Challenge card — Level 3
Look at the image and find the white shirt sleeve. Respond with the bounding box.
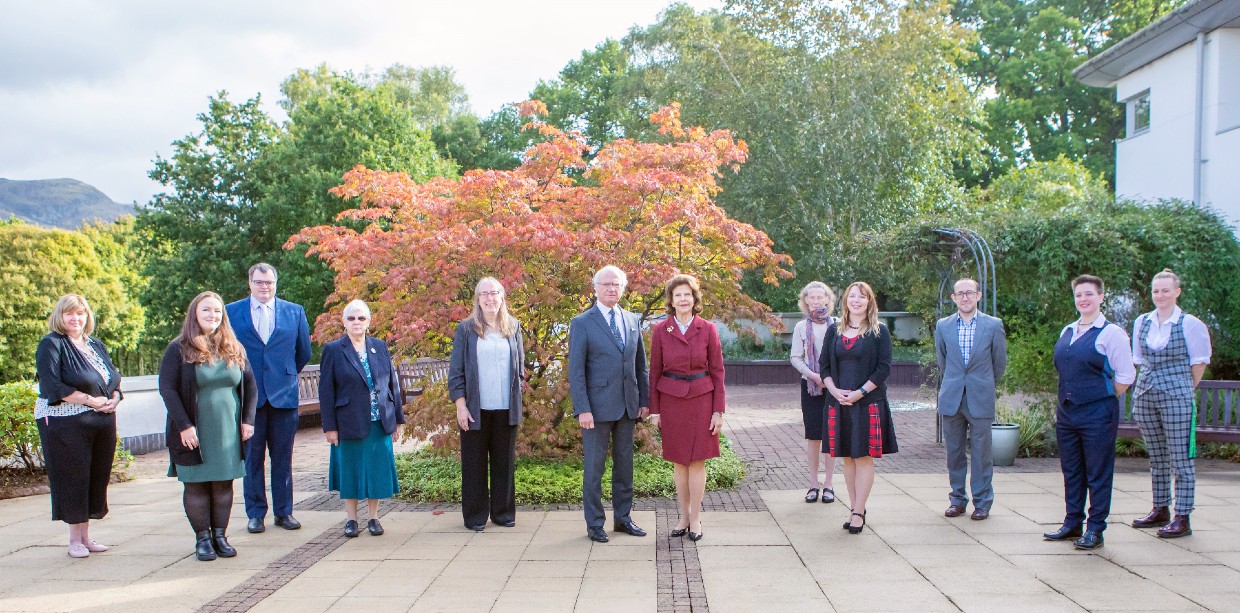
[1183,314,1213,365]
[789,320,814,378]
[1131,313,1147,367]
[1096,325,1136,385]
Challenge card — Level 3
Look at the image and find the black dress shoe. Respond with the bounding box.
[195,530,218,561]
[211,528,236,557]
[493,519,516,527]
[1074,531,1104,550]
[1043,524,1083,541]
[466,524,485,532]
[274,515,301,530]
[1132,506,1171,529]
[670,527,688,538]
[945,504,967,518]
[970,508,989,521]
[614,520,647,537]
[587,526,609,543]
[343,520,359,538]
[687,530,704,541]
[247,517,265,533]
[367,519,384,536]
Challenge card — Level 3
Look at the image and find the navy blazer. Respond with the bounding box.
[158,340,258,466]
[225,297,312,409]
[318,336,405,440]
[567,306,650,421]
[448,318,525,430]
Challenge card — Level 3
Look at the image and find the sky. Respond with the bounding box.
[0,0,722,205]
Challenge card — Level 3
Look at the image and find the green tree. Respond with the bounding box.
[951,0,1187,186]
[80,216,160,375]
[0,221,143,382]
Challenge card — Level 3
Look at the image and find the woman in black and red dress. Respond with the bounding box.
[820,281,898,534]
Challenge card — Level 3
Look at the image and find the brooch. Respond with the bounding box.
[370,347,376,353]
[666,326,673,333]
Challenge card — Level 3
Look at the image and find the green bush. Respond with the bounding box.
[0,381,42,470]
[1199,442,1240,462]
[397,436,747,504]
[996,398,1057,457]
[722,330,790,361]
[1115,437,1148,458]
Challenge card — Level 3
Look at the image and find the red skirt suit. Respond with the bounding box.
[649,315,726,465]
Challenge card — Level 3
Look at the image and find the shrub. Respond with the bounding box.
[996,398,1056,457]
[1115,437,1148,458]
[0,381,42,470]
[1199,442,1240,462]
[396,435,747,504]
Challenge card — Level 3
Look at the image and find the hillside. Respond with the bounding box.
[0,178,135,228]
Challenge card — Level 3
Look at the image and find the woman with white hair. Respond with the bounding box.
[319,299,404,537]
[789,281,837,504]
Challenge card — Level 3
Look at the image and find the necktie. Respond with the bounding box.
[258,304,272,344]
[609,308,625,351]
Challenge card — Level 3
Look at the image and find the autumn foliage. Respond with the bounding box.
[291,101,792,457]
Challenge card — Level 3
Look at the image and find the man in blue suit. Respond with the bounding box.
[568,265,650,543]
[226,263,312,533]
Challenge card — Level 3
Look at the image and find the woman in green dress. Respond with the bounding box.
[159,291,257,561]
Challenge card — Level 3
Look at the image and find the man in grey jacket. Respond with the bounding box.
[935,279,1008,520]
[568,265,650,543]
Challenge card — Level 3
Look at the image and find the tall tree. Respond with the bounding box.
[951,0,1187,186]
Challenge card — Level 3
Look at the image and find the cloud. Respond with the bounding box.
[0,0,721,203]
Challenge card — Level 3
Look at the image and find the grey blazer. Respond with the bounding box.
[568,306,650,421]
[448,318,525,430]
[935,312,1008,418]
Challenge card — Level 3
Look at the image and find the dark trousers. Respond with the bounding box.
[1056,396,1119,532]
[460,410,518,527]
[244,403,299,519]
[582,417,636,528]
[36,411,116,523]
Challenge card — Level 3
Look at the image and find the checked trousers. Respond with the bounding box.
[1133,389,1196,516]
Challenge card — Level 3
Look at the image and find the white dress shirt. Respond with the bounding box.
[595,303,625,346]
[1131,307,1212,366]
[1059,314,1136,385]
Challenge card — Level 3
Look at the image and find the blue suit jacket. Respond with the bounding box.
[226,297,312,409]
[318,336,405,440]
[568,306,649,421]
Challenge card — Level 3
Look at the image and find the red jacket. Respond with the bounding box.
[649,315,726,415]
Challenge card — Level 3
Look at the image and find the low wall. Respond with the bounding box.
[724,360,930,387]
[115,375,167,455]
[717,312,927,344]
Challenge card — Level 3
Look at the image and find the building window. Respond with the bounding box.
[1126,90,1151,138]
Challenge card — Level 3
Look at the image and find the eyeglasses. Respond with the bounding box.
[953,291,979,298]
[478,291,503,298]
[346,315,368,321]
[595,282,623,289]
[250,280,276,287]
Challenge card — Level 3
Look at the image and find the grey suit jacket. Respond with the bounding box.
[568,306,650,421]
[935,312,1008,418]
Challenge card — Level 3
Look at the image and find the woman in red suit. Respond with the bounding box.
[649,274,726,541]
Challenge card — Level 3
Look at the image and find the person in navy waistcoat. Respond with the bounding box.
[1042,275,1135,550]
[225,263,312,533]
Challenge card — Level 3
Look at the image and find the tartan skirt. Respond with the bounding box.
[825,399,898,459]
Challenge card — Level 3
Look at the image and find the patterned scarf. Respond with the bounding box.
[804,308,831,396]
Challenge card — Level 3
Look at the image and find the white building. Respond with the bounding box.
[1074,0,1240,228]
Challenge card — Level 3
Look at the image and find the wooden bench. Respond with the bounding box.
[297,358,451,418]
[1118,380,1240,444]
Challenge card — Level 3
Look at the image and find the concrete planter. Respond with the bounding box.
[992,423,1021,467]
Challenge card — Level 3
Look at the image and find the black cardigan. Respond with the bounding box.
[35,333,122,404]
[158,340,258,466]
[819,323,893,402]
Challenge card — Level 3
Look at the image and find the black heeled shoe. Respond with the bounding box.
[847,512,866,534]
[670,527,688,537]
[195,530,217,561]
[211,528,236,557]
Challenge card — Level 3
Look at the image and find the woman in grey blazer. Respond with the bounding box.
[449,277,525,531]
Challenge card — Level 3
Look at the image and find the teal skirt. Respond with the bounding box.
[328,420,399,500]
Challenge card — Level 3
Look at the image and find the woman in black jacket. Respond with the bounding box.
[820,282,898,535]
[159,291,257,561]
[449,277,525,532]
[319,299,404,537]
[34,294,123,559]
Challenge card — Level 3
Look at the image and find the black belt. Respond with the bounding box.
[663,371,708,381]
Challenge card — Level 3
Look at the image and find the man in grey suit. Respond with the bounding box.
[569,265,650,543]
[935,279,1007,520]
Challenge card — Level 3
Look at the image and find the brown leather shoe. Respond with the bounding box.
[945,504,967,518]
[1131,506,1170,529]
[970,508,989,520]
[1157,515,1191,538]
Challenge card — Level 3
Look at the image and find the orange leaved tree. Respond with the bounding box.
[290,101,791,457]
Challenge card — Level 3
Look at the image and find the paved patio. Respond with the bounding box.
[2,384,1239,612]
